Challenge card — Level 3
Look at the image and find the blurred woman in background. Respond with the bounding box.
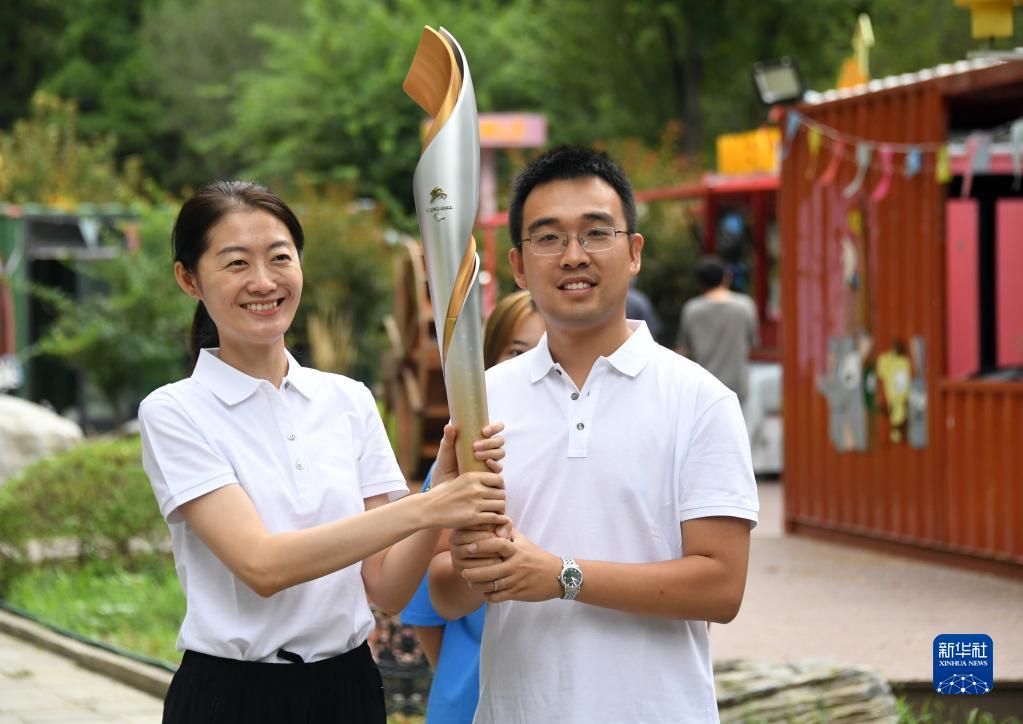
[400,290,543,724]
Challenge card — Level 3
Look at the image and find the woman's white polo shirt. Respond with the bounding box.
[138,348,407,663]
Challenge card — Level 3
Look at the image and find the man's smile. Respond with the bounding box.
[558,277,597,293]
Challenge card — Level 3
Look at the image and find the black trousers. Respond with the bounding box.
[163,642,386,723]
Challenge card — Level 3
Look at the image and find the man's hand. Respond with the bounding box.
[428,524,514,620]
[449,526,512,573]
[432,422,506,487]
[458,531,562,604]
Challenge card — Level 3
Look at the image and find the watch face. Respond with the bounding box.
[562,567,582,587]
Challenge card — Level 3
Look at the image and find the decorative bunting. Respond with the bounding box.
[818,139,845,187]
[870,147,894,202]
[961,136,978,198]
[843,143,872,198]
[782,110,801,159]
[806,125,822,179]
[904,148,922,178]
[972,133,992,172]
[780,113,1022,196]
[935,145,952,184]
[1011,120,1023,190]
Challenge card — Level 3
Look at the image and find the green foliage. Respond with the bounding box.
[3,0,1018,198]
[133,0,302,190]
[0,0,67,129]
[222,0,448,218]
[0,92,149,206]
[0,436,165,586]
[4,558,183,665]
[603,130,703,345]
[28,205,192,421]
[287,182,395,385]
[896,696,1022,724]
[33,0,170,189]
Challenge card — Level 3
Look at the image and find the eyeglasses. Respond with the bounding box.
[522,227,630,256]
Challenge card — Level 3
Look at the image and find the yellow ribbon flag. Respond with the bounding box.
[806,125,822,179]
[936,145,952,183]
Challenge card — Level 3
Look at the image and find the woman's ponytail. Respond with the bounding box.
[189,301,219,371]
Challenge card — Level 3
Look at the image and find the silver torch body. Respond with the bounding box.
[404,27,489,473]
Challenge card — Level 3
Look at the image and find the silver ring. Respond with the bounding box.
[493,579,499,593]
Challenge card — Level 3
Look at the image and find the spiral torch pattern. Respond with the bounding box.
[404,27,489,473]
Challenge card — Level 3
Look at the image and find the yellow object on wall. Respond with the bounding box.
[716,128,781,176]
[954,0,1022,38]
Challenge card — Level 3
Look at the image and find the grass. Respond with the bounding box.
[3,555,427,723]
[896,696,1022,724]
[5,557,184,665]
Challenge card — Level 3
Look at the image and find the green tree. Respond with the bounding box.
[286,182,395,385]
[29,206,192,423]
[0,0,67,129]
[221,0,539,220]
[133,0,302,190]
[0,92,148,206]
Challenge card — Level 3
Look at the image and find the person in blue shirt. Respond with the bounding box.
[401,291,543,723]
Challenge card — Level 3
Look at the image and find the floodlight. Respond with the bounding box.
[752,57,806,105]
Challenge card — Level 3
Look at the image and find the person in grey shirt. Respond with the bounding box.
[676,255,758,404]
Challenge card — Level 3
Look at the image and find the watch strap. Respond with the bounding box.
[559,556,582,600]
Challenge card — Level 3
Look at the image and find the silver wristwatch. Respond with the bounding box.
[557,556,583,600]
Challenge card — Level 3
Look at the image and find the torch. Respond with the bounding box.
[403,27,489,473]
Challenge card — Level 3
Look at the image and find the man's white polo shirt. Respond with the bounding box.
[475,322,758,724]
[138,348,406,662]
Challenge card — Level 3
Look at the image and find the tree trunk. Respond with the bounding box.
[662,20,703,156]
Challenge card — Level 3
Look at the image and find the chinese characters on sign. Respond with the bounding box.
[933,634,994,695]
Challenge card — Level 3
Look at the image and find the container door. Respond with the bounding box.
[996,199,1023,369]
[945,200,979,378]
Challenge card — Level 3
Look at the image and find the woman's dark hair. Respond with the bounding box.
[508,145,637,248]
[172,181,304,368]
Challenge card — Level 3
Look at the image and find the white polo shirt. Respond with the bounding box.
[138,348,407,663]
[475,322,758,724]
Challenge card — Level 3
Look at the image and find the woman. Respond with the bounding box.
[138,181,507,723]
[400,290,544,723]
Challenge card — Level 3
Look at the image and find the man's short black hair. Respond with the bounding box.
[695,255,727,290]
[508,145,637,249]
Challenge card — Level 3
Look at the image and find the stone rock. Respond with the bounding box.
[0,395,84,484]
[715,659,899,723]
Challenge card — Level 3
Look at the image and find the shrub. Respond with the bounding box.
[28,205,193,425]
[286,181,395,386]
[0,436,164,589]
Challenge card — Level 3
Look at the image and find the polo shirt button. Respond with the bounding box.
[296,462,304,470]
[571,392,579,400]
[288,433,296,441]
[576,422,584,430]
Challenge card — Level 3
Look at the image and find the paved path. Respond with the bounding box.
[712,482,1023,684]
[0,630,162,723]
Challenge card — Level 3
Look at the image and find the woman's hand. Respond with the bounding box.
[423,470,507,530]
[432,422,506,487]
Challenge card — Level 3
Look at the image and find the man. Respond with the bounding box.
[429,146,758,723]
[676,256,758,405]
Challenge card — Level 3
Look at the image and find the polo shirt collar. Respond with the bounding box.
[281,350,316,399]
[606,320,655,378]
[192,348,315,405]
[527,320,654,383]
